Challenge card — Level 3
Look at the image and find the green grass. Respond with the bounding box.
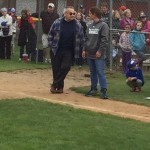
[0,98,149,150]
[0,46,49,72]
[71,71,150,107]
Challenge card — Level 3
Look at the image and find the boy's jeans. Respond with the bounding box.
[87,58,107,90]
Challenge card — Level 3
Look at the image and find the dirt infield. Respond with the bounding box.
[0,69,149,123]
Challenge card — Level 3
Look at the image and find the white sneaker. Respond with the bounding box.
[45,58,48,63]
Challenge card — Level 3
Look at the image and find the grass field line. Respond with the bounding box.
[29,95,150,123]
[0,90,150,122]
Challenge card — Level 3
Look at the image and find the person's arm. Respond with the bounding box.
[48,21,55,48]
[98,23,109,55]
[6,16,12,26]
[82,26,88,58]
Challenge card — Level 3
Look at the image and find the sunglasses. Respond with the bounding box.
[48,6,53,8]
[69,12,76,15]
[140,16,146,18]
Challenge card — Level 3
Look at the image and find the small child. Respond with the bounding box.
[129,21,146,68]
[126,60,144,92]
[119,23,132,74]
[112,39,118,67]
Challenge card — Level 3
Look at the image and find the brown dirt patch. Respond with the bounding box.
[0,69,149,123]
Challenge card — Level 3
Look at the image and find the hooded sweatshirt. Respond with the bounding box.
[83,20,109,59]
[129,30,145,51]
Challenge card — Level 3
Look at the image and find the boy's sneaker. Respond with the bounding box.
[85,90,98,97]
[101,92,108,99]
[101,88,108,99]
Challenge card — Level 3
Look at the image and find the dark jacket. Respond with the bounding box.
[41,11,59,34]
[48,18,84,58]
[80,20,87,36]
[18,16,37,52]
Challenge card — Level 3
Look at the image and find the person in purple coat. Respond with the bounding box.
[120,9,135,30]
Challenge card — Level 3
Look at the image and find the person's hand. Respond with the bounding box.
[1,21,7,27]
[131,77,137,81]
[96,51,101,58]
[82,50,86,59]
[128,77,132,81]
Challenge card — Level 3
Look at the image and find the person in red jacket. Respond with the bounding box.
[18,9,36,61]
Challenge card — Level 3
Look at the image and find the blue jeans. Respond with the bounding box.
[87,58,107,90]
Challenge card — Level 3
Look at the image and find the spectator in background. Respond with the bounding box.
[82,7,109,99]
[126,60,144,92]
[76,12,87,35]
[75,12,87,66]
[138,11,150,32]
[119,5,126,18]
[129,21,146,68]
[9,8,17,55]
[0,8,12,59]
[48,6,84,94]
[100,2,109,25]
[120,9,135,30]
[138,11,150,53]
[113,10,121,29]
[119,24,132,74]
[79,4,86,20]
[100,2,110,68]
[32,3,59,63]
[18,9,37,61]
[40,3,59,63]
[112,10,121,42]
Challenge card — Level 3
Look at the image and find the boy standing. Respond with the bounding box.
[82,7,109,99]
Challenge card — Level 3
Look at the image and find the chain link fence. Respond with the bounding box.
[66,0,150,70]
[54,0,150,70]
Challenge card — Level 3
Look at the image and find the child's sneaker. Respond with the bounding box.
[130,87,136,92]
[135,87,141,92]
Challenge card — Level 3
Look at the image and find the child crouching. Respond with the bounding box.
[126,60,144,92]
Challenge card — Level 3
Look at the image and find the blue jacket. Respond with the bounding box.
[129,30,146,51]
[126,67,144,86]
[48,17,84,58]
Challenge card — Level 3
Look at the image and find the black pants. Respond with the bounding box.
[50,49,73,89]
[0,36,12,59]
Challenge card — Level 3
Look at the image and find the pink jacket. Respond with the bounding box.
[142,20,150,32]
[120,17,135,30]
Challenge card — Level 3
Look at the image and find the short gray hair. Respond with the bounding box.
[1,7,7,12]
[63,6,74,14]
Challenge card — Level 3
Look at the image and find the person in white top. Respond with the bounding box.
[9,8,17,55]
[0,7,12,59]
